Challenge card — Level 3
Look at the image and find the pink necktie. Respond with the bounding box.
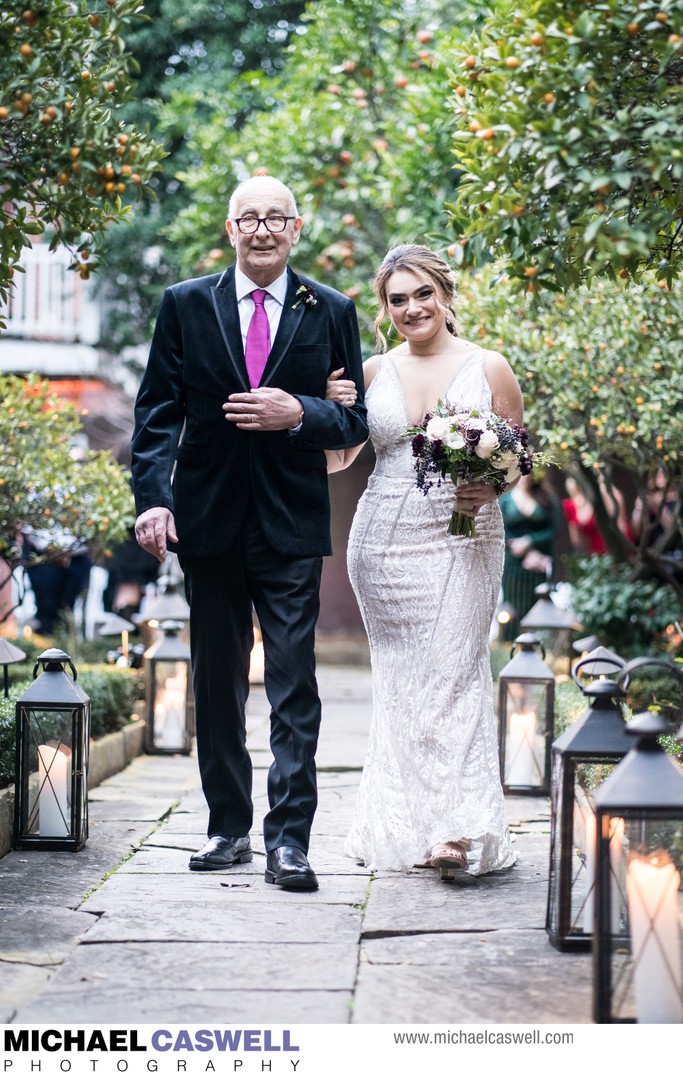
[245,289,271,388]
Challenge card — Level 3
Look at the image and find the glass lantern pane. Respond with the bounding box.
[153,660,188,750]
[570,762,619,938]
[609,818,683,1023]
[23,707,75,838]
[503,682,548,787]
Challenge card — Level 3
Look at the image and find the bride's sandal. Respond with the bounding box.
[430,841,468,880]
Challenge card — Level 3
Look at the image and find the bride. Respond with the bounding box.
[326,245,523,878]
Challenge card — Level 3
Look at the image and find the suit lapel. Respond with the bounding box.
[210,266,250,391]
[261,269,306,387]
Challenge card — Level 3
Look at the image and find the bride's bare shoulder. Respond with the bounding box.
[363,354,383,388]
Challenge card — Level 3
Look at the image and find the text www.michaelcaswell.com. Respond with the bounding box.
[393,1029,574,1046]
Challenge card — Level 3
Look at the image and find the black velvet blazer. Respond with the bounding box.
[131,264,368,558]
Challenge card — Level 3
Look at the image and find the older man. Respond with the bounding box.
[131,177,367,890]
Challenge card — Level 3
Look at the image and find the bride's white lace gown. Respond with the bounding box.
[345,349,516,875]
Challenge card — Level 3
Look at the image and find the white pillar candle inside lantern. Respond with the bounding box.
[626,851,683,1024]
[506,710,537,786]
[38,744,69,837]
[154,663,188,750]
[582,810,597,934]
[585,815,625,934]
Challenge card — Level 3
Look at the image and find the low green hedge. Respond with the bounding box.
[0,664,144,790]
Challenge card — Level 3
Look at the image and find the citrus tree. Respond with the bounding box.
[0,375,135,618]
[458,270,683,600]
[0,0,164,308]
[97,0,308,353]
[445,0,683,292]
[163,0,474,338]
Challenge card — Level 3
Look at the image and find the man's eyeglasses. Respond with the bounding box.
[233,215,296,234]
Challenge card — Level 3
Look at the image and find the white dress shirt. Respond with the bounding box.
[235,266,288,353]
[234,266,303,431]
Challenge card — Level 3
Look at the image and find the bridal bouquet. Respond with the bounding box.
[407,402,547,537]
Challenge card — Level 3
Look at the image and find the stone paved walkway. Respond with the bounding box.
[0,665,593,1024]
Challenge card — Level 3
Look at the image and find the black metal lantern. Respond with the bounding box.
[139,573,190,629]
[520,582,580,671]
[13,648,90,851]
[143,620,192,755]
[498,633,555,795]
[546,648,630,952]
[593,711,683,1024]
[0,638,26,698]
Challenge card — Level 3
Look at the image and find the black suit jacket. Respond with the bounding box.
[131,264,368,558]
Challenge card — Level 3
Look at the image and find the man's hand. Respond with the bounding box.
[134,507,178,562]
[222,388,303,431]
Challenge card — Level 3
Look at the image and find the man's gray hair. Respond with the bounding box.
[228,176,298,219]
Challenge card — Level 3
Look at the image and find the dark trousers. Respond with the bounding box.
[25,552,91,635]
[179,513,323,852]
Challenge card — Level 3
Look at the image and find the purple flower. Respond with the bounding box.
[412,434,426,456]
[464,426,481,445]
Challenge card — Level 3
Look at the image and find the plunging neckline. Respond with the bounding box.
[386,349,481,428]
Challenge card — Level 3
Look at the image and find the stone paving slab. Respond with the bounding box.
[0,963,54,1023]
[361,835,549,937]
[82,899,363,943]
[353,929,592,1024]
[0,904,97,964]
[20,940,359,994]
[18,985,353,1024]
[0,821,160,908]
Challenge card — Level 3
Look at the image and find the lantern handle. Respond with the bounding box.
[509,636,546,661]
[572,654,626,687]
[615,657,683,725]
[32,656,78,681]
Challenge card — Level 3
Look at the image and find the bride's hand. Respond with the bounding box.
[454,481,498,517]
[326,367,358,407]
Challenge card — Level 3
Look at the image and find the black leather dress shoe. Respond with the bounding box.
[265,846,319,891]
[188,835,253,871]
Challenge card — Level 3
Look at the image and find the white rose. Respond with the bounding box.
[425,416,451,441]
[505,462,521,484]
[465,417,487,434]
[452,411,472,427]
[491,450,518,471]
[445,429,466,450]
[474,429,500,459]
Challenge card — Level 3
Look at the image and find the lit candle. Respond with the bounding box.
[38,744,69,837]
[154,669,186,749]
[608,817,625,934]
[584,815,625,935]
[506,710,537,786]
[626,852,683,1024]
[582,811,596,935]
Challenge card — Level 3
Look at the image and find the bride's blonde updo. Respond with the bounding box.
[373,244,460,352]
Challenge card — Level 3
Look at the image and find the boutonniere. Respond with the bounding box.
[292,284,317,310]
